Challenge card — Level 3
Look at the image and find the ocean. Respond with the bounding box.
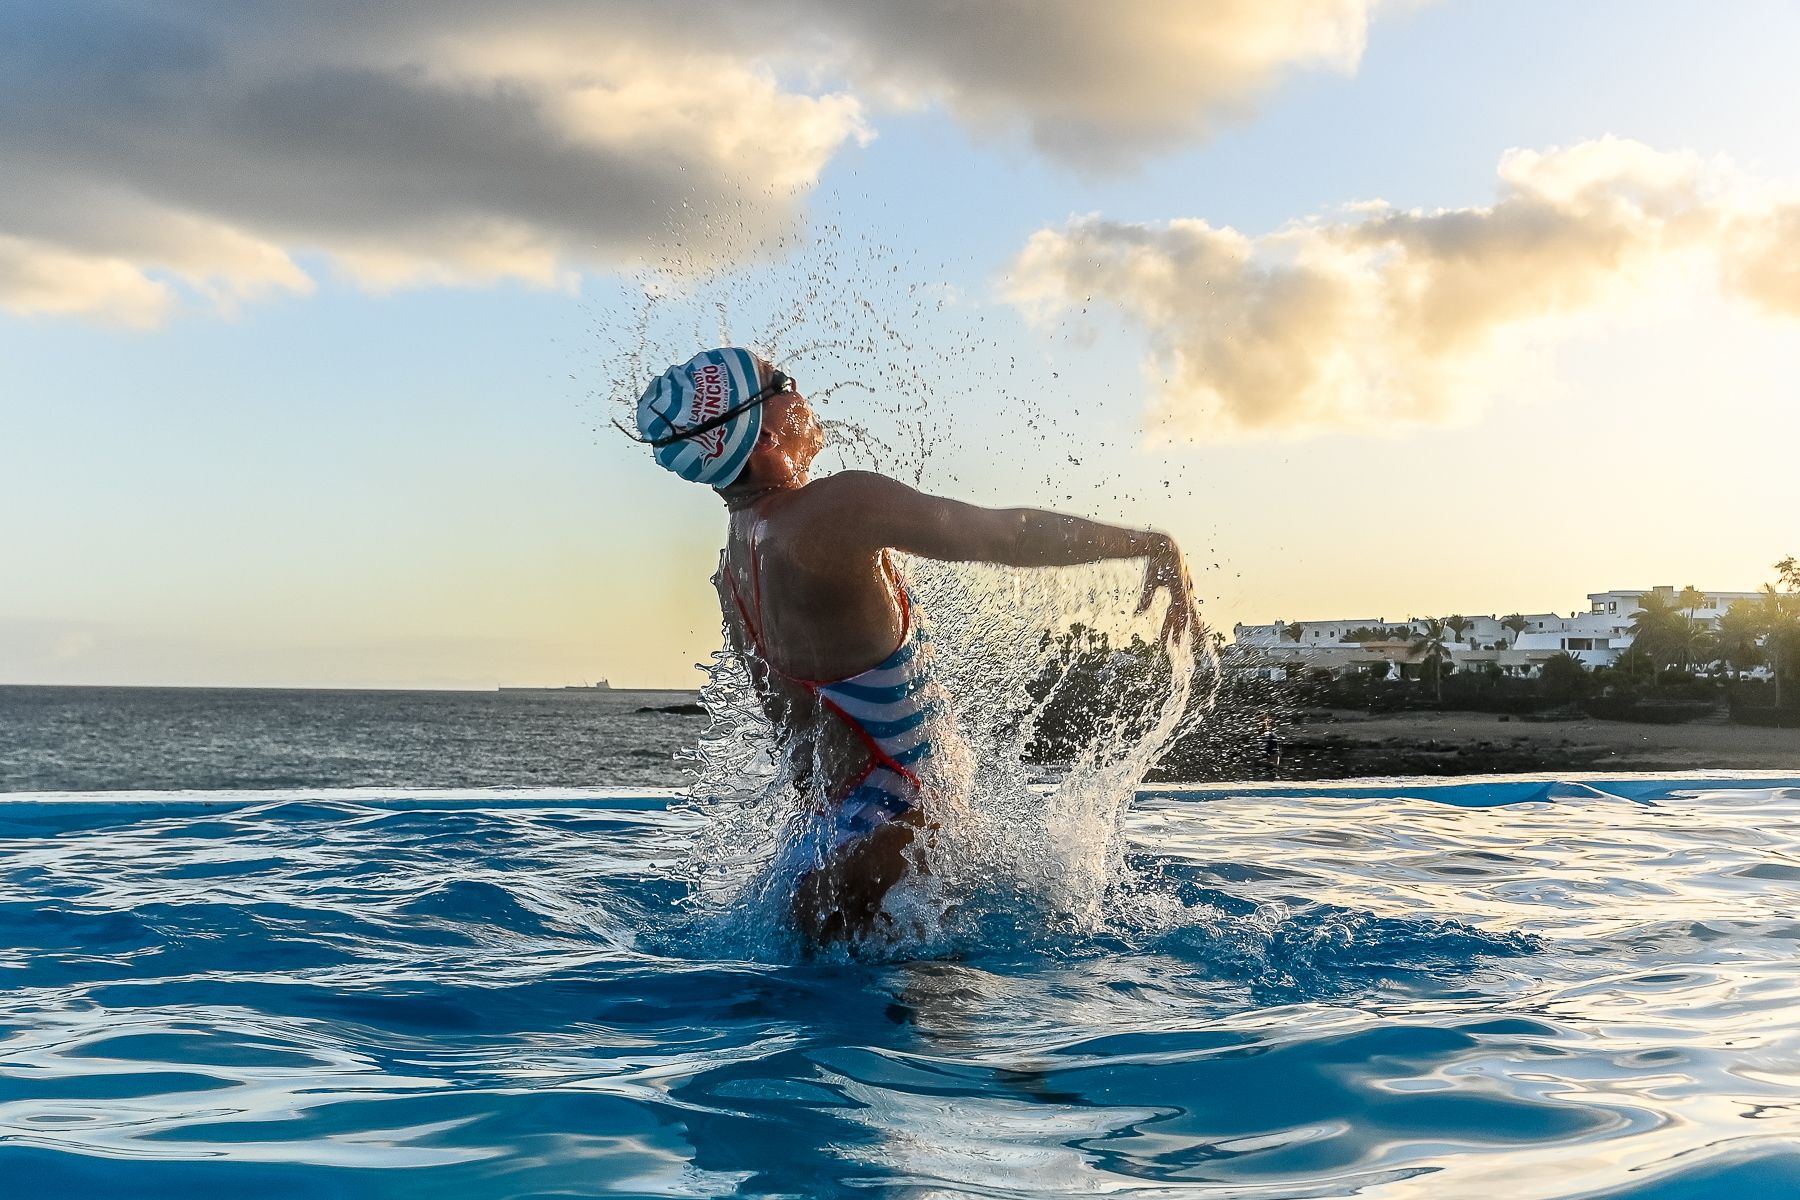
[0,685,705,794]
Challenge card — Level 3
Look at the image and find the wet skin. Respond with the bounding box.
[790,812,925,945]
[713,368,1197,943]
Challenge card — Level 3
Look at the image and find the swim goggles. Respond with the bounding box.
[615,370,795,447]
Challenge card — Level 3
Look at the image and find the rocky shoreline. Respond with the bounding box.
[1248,709,1799,780]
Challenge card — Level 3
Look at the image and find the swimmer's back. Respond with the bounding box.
[718,473,908,683]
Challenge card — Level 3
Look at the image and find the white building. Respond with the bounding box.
[1231,584,1762,678]
[1587,586,1763,622]
[1509,612,1631,669]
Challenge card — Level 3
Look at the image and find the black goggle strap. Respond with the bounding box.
[611,371,792,447]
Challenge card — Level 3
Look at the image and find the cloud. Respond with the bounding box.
[1004,137,1800,439]
[0,1,1388,325]
[0,235,175,328]
[781,0,1381,168]
[0,3,869,324]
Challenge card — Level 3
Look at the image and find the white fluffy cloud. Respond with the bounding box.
[1005,137,1800,439]
[0,1,1388,325]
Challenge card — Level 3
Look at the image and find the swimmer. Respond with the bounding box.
[625,348,1196,944]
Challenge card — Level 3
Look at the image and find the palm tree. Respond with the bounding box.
[1714,600,1765,681]
[1445,614,1471,645]
[1629,592,1685,685]
[1410,618,1452,704]
[1540,650,1591,702]
[1675,585,1711,671]
[1503,613,1529,648]
[1283,622,1305,643]
[1755,584,1800,708]
[1684,618,1717,675]
[1608,642,1655,684]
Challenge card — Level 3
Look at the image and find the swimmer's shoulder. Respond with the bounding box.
[789,473,915,554]
[803,470,917,505]
[796,471,923,531]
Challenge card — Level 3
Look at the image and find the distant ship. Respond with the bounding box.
[498,678,614,693]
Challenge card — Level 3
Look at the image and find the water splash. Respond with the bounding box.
[598,189,1232,957]
[671,558,1221,960]
[590,188,1071,490]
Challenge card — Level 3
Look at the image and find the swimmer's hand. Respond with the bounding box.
[1137,534,1197,646]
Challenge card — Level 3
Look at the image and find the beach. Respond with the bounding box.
[1275,709,1800,778]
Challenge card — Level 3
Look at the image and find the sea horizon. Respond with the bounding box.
[0,681,700,695]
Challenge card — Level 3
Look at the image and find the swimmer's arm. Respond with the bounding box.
[831,472,1197,642]
[833,472,1164,565]
[924,504,1167,566]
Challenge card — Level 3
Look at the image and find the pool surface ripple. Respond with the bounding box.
[1,775,1798,1198]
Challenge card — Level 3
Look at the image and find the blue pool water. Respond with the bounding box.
[3,775,1800,1198]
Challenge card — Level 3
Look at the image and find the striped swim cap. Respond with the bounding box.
[635,347,766,486]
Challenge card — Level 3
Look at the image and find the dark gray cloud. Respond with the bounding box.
[0,1,864,321]
[786,0,1377,167]
[0,0,1385,323]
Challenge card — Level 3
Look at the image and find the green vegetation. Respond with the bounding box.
[1341,625,1410,643]
[1025,622,1286,780]
[1241,554,1800,727]
[1409,618,1452,704]
[1714,601,1765,680]
[1024,556,1800,775]
[1626,590,1687,684]
[1754,582,1800,708]
[1539,651,1593,703]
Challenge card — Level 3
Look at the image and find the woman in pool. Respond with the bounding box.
[628,347,1196,943]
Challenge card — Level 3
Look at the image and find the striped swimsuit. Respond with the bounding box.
[724,535,941,865]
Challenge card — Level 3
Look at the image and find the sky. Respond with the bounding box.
[4,0,1799,689]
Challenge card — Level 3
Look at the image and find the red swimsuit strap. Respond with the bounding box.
[816,692,922,790]
[726,528,911,688]
[722,569,772,664]
[725,525,823,690]
[724,528,922,795]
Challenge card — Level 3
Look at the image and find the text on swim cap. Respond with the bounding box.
[688,361,729,459]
